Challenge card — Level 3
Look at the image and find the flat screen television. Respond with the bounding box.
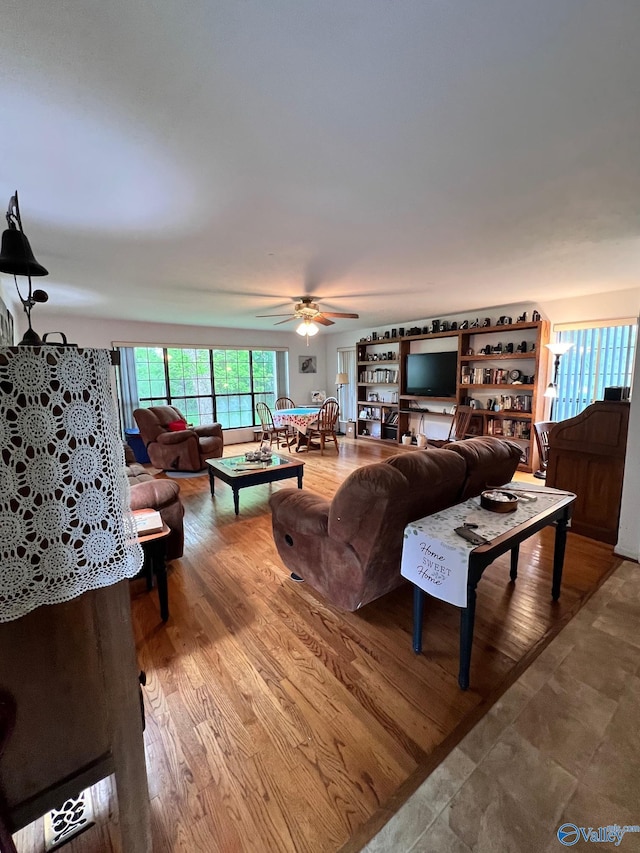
[405,351,458,397]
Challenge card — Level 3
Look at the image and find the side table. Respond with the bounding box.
[133,511,171,622]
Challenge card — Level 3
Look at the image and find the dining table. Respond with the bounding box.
[272,406,321,451]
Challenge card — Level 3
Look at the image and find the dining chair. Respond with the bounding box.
[427,405,475,448]
[274,397,296,443]
[275,397,295,409]
[256,401,292,449]
[304,399,340,455]
[533,420,555,479]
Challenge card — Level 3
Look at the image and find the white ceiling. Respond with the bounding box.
[2,1,639,334]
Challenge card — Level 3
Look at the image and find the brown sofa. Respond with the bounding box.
[127,462,185,560]
[133,405,223,472]
[269,437,521,611]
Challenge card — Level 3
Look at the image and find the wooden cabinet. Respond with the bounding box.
[354,320,550,471]
[0,582,151,851]
[356,339,400,442]
[547,401,630,544]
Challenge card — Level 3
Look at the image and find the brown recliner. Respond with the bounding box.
[133,405,224,472]
[269,436,521,611]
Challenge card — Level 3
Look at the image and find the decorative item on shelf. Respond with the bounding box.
[384,331,390,339]
[0,191,50,346]
[491,344,503,353]
[482,317,491,327]
[422,326,430,334]
[532,310,541,322]
[497,316,512,325]
[431,320,440,333]
[450,322,458,331]
[465,348,474,356]
[391,328,397,338]
[372,332,378,340]
[398,327,405,336]
[387,351,394,359]
[504,342,514,354]
[517,312,528,323]
[402,432,412,446]
[459,320,469,330]
[470,319,479,328]
[516,341,527,353]
[408,326,421,335]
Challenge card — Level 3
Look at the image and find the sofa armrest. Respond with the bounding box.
[194,423,223,440]
[155,430,197,446]
[269,489,329,536]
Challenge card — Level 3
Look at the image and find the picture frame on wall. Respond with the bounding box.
[299,356,317,374]
[0,296,14,345]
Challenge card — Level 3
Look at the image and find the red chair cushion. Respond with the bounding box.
[167,419,188,431]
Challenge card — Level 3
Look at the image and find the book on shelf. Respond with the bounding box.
[133,508,164,535]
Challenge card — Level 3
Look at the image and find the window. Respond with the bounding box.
[337,348,356,423]
[128,346,284,429]
[553,321,636,421]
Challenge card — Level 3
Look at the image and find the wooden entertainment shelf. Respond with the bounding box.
[356,320,550,472]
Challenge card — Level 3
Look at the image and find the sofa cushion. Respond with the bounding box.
[167,419,188,431]
[385,449,467,522]
[444,437,522,500]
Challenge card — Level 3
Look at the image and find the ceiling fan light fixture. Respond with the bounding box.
[296,319,319,338]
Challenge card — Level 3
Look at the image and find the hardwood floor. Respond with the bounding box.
[13,438,621,853]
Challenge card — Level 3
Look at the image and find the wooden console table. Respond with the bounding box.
[402,488,575,689]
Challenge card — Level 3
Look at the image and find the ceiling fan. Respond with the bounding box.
[256,297,359,334]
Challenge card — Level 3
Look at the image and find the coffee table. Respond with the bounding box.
[206,453,304,515]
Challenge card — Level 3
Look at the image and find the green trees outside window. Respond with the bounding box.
[133,346,280,429]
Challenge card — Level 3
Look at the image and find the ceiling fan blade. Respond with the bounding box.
[256,313,295,318]
[314,315,335,326]
[274,317,297,326]
[320,312,360,319]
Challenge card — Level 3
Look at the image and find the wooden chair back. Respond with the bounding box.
[317,399,340,430]
[534,421,555,470]
[256,401,275,430]
[449,405,475,441]
[275,397,295,410]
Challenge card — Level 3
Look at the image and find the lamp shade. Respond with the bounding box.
[0,228,48,276]
[0,347,143,623]
[335,373,348,386]
[546,341,574,357]
[544,383,558,399]
[296,320,319,337]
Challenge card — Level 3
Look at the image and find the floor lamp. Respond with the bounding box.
[335,373,348,435]
[543,341,575,421]
[536,341,575,478]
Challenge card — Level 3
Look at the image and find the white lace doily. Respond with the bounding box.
[0,347,143,623]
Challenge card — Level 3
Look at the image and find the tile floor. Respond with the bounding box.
[361,560,640,853]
